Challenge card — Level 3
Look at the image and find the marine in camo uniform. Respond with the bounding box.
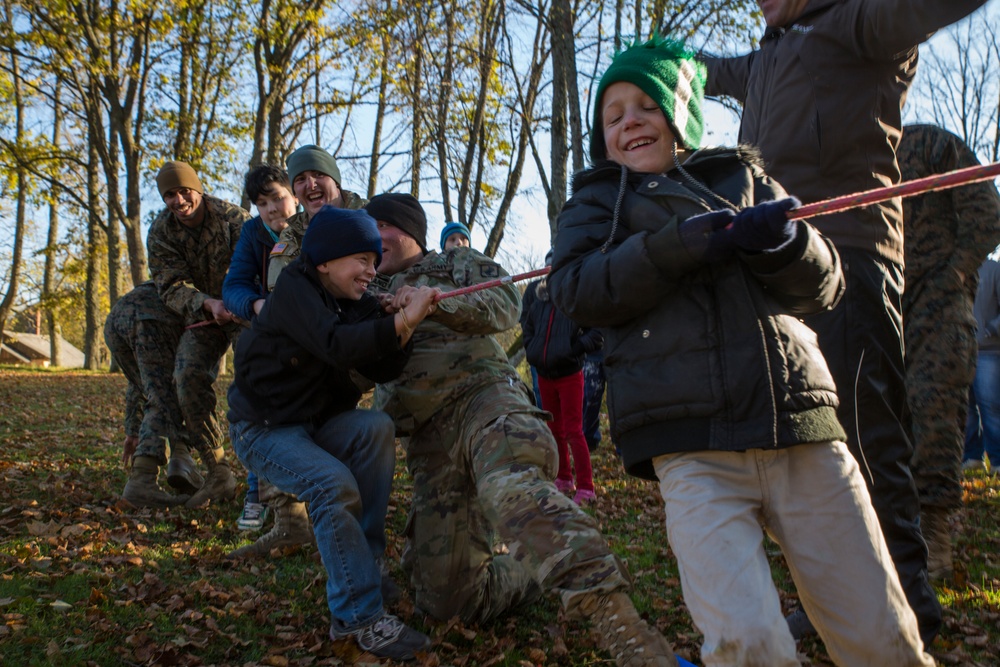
[899,123,1000,580]
[147,160,251,508]
[105,281,200,507]
[367,193,678,667]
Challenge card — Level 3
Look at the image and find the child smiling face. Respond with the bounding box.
[601,81,678,174]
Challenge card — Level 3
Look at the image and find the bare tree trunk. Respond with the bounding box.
[0,35,27,342]
[368,31,391,198]
[44,81,64,367]
[84,116,104,370]
[410,38,424,197]
[548,0,571,240]
[435,0,456,218]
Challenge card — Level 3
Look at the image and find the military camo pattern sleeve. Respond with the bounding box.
[147,195,250,321]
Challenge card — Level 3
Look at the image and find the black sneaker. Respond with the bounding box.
[331,613,430,660]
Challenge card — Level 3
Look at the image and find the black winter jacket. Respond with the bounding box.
[521,278,603,379]
[548,147,847,480]
[228,256,409,427]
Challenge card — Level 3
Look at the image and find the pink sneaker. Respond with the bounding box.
[574,489,596,505]
[554,478,576,495]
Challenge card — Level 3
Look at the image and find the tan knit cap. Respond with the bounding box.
[156,161,203,198]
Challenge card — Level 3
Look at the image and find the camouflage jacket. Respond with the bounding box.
[899,124,1000,293]
[267,189,368,290]
[147,195,250,323]
[105,281,182,436]
[373,247,539,438]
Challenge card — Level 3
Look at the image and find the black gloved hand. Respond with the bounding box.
[677,209,736,263]
[730,197,801,252]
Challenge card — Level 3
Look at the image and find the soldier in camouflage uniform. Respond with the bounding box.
[367,193,678,667]
[266,145,368,290]
[104,281,202,507]
[147,160,251,508]
[899,124,1000,580]
[230,146,369,559]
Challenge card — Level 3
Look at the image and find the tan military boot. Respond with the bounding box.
[571,591,678,667]
[922,507,954,582]
[184,448,237,508]
[122,456,190,508]
[166,439,204,495]
[227,495,314,558]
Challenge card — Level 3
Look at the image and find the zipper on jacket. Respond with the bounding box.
[541,307,556,369]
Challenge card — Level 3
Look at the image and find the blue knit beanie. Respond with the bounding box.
[287,145,342,186]
[302,205,382,268]
[440,221,472,250]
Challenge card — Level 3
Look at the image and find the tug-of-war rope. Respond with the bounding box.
[185,160,1000,330]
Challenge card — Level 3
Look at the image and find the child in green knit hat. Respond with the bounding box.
[547,36,933,666]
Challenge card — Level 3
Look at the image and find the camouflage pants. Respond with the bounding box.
[904,282,977,510]
[404,410,628,625]
[175,324,239,461]
[105,316,184,465]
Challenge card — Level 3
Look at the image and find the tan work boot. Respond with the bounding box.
[227,495,314,558]
[166,440,204,495]
[571,591,678,667]
[184,448,237,508]
[122,456,190,508]
[921,507,954,581]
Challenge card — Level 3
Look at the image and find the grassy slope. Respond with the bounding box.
[1,367,998,666]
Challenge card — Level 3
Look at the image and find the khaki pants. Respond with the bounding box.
[653,442,933,667]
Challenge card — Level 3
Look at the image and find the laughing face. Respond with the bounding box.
[293,170,343,220]
[163,187,205,227]
[601,81,678,174]
[316,252,379,300]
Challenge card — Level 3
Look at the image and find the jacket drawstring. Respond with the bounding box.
[600,164,629,254]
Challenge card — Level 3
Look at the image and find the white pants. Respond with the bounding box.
[652,442,934,667]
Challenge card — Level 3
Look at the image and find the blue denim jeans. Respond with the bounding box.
[230,410,396,631]
[964,349,1000,465]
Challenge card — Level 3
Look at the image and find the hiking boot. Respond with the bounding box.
[122,455,190,509]
[570,591,678,666]
[922,507,954,581]
[166,440,204,495]
[236,500,269,531]
[227,496,314,558]
[785,607,817,639]
[330,613,430,660]
[184,448,237,508]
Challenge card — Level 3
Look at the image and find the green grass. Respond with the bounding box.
[2,367,999,665]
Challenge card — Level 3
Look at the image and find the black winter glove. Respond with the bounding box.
[730,197,801,252]
[677,209,736,263]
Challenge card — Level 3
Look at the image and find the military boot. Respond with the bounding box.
[922,507,954,581]
[184,448,237,508]
[166,440,204,495]
[571,591,678,667]
[122,456,191,508]
[227,495,315,558]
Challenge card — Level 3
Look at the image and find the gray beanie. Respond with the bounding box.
[286,145,341,185]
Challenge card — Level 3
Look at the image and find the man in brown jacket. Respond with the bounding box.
[702,0,992,646]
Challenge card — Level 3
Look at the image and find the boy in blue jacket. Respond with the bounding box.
[222,164,300,531]
[547,37,933,666]
[228,206,438,660]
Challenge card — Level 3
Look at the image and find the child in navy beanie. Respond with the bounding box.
[227,203,438,660]
[303,205,383,270]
